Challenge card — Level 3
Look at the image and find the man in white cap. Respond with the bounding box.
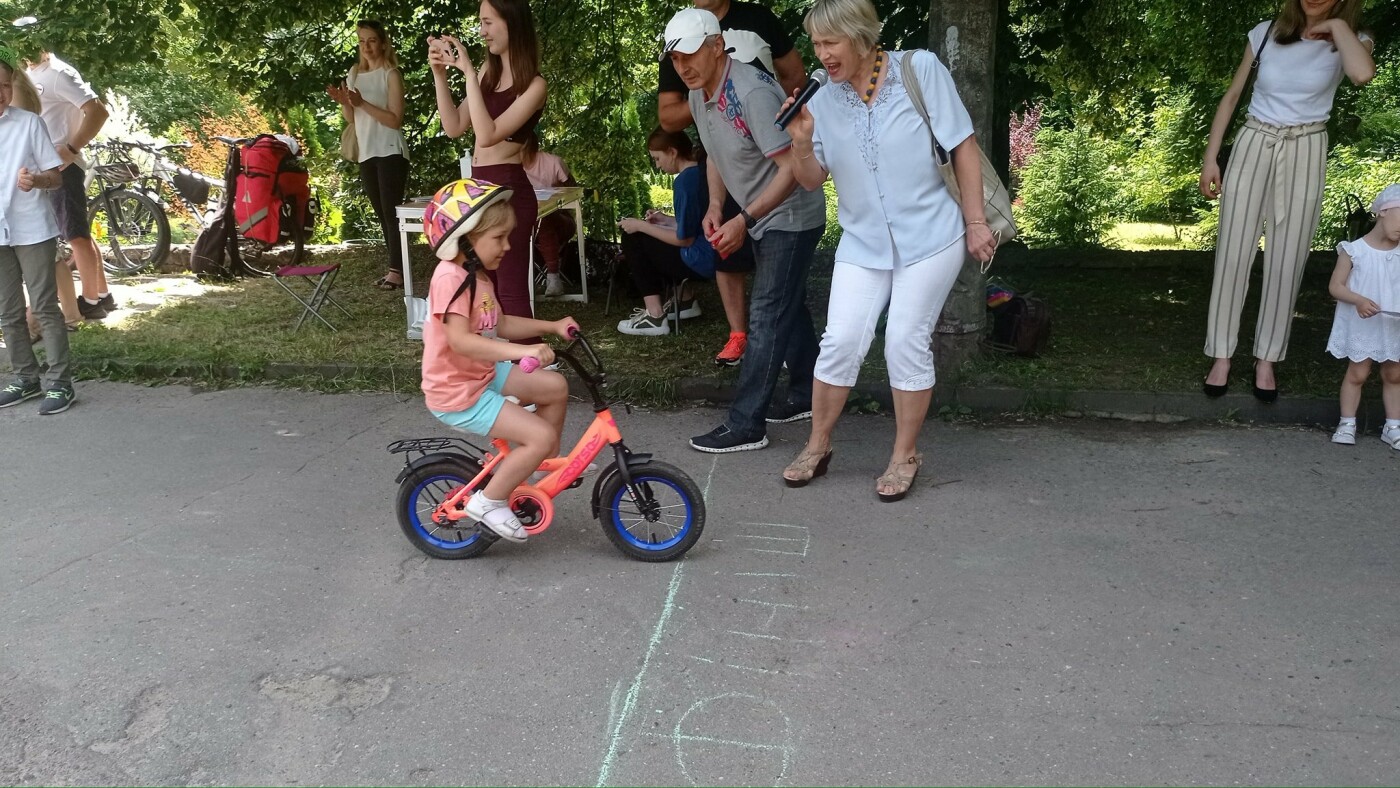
[663,8,825,453]
[656,0,805,133]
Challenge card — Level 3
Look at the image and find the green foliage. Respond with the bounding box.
[1014,126,1124,248]
[0,0,182,83]
[818,180,842,250]
[1121,87,1211,224]
[1316,145,1400,247]
[1184,146,1400,251]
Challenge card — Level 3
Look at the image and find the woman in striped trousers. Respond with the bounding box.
[1199,0,1374,401]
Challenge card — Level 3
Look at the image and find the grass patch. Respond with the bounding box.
[1107,222,1194,251]
[66,243,1348,405]
[963,252,1343,399]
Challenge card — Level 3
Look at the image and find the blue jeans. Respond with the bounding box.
[725,226,823,438]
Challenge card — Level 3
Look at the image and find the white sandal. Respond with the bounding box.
[1331,421,1357,445]
[466,494,528,542]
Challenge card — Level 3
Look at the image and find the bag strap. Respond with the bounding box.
[1229,21,1274,133]
[900,50,951,165]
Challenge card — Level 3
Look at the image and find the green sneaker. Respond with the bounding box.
[38,384,75,415]
[0,379,42,409]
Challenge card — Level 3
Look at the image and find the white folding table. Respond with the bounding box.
[394,185,587,340]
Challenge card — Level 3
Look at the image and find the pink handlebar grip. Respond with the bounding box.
[520,357,540,373]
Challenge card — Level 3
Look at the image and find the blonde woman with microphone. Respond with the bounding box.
[777,0,995,502]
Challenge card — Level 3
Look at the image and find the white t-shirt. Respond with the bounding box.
[26,54,100,148]
[1247,21,1375,127]
[0,107,63,247]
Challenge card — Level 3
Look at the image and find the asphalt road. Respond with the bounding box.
[1,382,1396,786]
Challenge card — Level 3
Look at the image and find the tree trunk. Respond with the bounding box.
[927,0,1000,383]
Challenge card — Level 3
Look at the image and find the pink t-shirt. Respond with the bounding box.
[421,261,502,413]
[523,152,571,190]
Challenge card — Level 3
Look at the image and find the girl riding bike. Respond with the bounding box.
[421,177,577,543]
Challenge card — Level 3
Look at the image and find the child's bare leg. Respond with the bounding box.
[1340,359,1372,418]
[500,366,569,456]
[1381,361,1400,421]
[482,404,557,500]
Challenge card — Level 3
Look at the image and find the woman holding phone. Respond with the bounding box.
[429,0,547,323]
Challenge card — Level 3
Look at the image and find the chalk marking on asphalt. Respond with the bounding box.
[734,572,798,577]
[737,598,808,629]
[738,599,805,609]
[671,693,794,786]
[595,455,715,787]
[722,662,816,679]
[736,523,811,557]
[688,655,715,664]
[727,630,825,644]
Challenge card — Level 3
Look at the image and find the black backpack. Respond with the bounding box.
[988,295,1052,357]
[190,143,246,279]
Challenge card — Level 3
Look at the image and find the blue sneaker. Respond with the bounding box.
[689,424,768,454]
[38,384,75,415]
[0,379,42,409]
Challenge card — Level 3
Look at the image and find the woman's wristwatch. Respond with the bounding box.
[740,208,758,230]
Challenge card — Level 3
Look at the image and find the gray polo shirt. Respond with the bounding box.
[688,59,824,240]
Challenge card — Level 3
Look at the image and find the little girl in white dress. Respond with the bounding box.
[1328,185,1400,449]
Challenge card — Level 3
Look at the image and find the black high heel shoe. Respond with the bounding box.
[1252,361,1278,403]
[1203,381,1228,398]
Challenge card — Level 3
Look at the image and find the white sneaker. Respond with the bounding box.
[1381,424,1400,450]
[1331,421,1357,445]
[662,297,702,320]
[465,492,528,542]
[617,310,670,336]
[544,273,566,298]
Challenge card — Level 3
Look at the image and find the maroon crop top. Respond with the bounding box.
[482,87,542,144]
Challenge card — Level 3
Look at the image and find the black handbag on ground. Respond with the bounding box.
[1217,21,1274,175]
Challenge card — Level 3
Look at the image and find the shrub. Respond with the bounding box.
[1121,88,1210,225]
[1184,147,1400,251]
[1014,126,1125,248]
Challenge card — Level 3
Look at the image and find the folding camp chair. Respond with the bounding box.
[273,262,351,331]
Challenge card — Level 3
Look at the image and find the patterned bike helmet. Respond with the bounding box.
[422,178,515,262]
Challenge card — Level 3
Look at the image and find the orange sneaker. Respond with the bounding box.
[714,332,747,367]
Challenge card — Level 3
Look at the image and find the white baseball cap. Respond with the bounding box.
[661,8,720,59]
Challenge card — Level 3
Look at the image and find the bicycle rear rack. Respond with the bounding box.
[386,436,488,456]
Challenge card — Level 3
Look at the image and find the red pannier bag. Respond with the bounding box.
[235,134,314,246]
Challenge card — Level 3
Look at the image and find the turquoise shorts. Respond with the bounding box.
[431,360,515,436]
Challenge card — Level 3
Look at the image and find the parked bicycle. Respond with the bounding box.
[84,140,170,275]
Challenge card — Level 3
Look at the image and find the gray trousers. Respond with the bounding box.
[0,238,70,386]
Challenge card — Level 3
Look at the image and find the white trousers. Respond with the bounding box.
[1205,117,1329,362]
[814,242,964,391]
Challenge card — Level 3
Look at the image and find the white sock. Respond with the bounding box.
[1338,417,1357,426]
[98,291,109,299]
[1385,419,1400,430]
[82,296,101,305]
[472,492,506,510]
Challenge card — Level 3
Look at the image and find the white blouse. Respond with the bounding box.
[1247,21,1375,127]
[808,49,974,269]
[349,66,409,163]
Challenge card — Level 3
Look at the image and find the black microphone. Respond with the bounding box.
[774,69,829,130]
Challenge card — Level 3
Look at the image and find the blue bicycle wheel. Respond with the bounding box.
[396,459,497,559]
[598,461,706,561]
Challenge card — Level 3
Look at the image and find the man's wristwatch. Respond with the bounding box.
[740,208,757,230]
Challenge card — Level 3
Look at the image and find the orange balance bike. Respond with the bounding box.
[388,330,706,561]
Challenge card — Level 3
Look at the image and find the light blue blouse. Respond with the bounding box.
[809,50,975,269]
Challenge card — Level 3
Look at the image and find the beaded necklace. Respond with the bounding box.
[862,49,884,104]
